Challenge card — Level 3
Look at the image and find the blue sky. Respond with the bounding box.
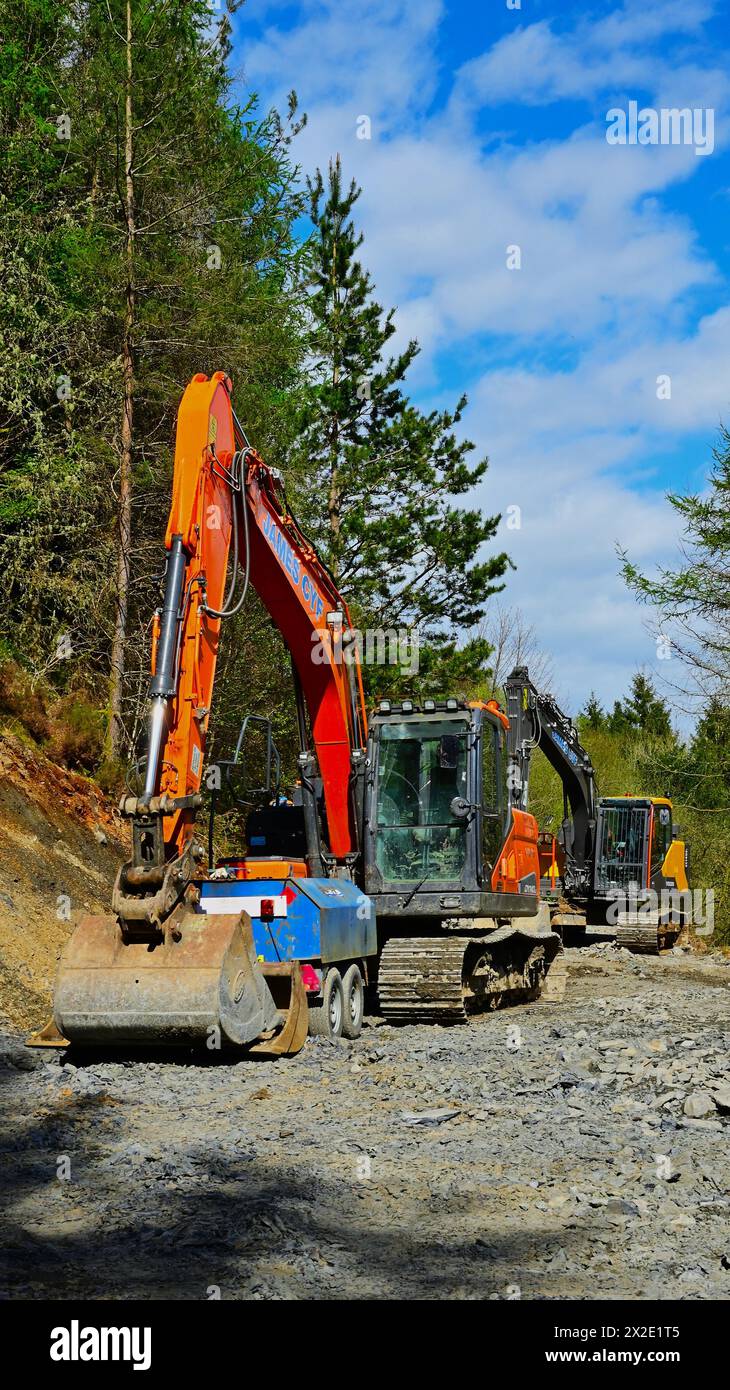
[231,0,730,720]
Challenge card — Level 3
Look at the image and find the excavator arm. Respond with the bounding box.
[114,371,367,932]
[45,372,368,1052]
[504,665,597,897]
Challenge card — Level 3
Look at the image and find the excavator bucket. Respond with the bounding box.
[42,910,307,1054]
[249,961,309,1057]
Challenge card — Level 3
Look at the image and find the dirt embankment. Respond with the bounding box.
[0,733,128,1033]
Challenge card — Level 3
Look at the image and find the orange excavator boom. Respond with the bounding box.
[43,373,369,1053]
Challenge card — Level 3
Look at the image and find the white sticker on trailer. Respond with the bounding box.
[200,893,288,918]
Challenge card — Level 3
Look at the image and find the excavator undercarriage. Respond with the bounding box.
[377,922,565,1024]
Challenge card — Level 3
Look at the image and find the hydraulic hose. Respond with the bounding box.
[203,447,251,619]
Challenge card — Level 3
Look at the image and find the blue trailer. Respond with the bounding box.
[199,874,377,1038]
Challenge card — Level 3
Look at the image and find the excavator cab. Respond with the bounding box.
[361,699,563,1023]
[368,715,470,885]
[364,699,541,915]
[593,796,689,905]
[591,795,691,951]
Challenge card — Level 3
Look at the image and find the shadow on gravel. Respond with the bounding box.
[1,1161,592,1300]
[51,1043,290,1067]
[0,1057,593,1301]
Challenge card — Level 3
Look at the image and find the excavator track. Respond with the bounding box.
[553,905,681,957]
[378,937,474,1024]
[377,928,564,1024]
[614,915,681,956]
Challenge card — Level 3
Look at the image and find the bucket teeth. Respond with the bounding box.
[25,1018,69,1048]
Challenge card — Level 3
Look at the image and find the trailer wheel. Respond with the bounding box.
[341,963,364,1039]
[308,968,344,1038]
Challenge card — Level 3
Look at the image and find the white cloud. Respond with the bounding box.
[450,0,727,113]
[240,0,443,133]
[357,130,716,360]
[471,305,730,443]
[470,449,688,718]
[461,304,730,714]
[235,0,728,715]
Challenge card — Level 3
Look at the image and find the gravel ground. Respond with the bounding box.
[1,943,729,1302]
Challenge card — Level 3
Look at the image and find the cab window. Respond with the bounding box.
[482,722,504,869]
[652,805,672,876]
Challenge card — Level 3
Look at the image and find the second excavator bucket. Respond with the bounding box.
[50,910,307,1053]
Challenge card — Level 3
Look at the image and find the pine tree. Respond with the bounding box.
[580,692,606,731]
[622,424,730,703]
[684,700,730,809]
[607,700,631,735]
[0,1,308,769]
[0,0,110,685]
[650,699,730,812]
[64,0,308,758]
[622,673,673,739]
[289,157,509,693]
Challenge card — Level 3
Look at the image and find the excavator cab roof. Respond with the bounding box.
[371,697,506,730]
[603,795,673,810]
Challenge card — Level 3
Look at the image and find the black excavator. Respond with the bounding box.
[504,667,691,954]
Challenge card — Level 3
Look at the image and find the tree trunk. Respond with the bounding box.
[327,449,341,581]
[107,0,136,761]
[327,232,341,580]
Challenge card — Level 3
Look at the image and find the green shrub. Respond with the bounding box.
[0,659,50,740]
[48,695,104,771]
[96,755,128,797]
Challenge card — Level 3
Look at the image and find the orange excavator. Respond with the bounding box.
[36,373,563,1054]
